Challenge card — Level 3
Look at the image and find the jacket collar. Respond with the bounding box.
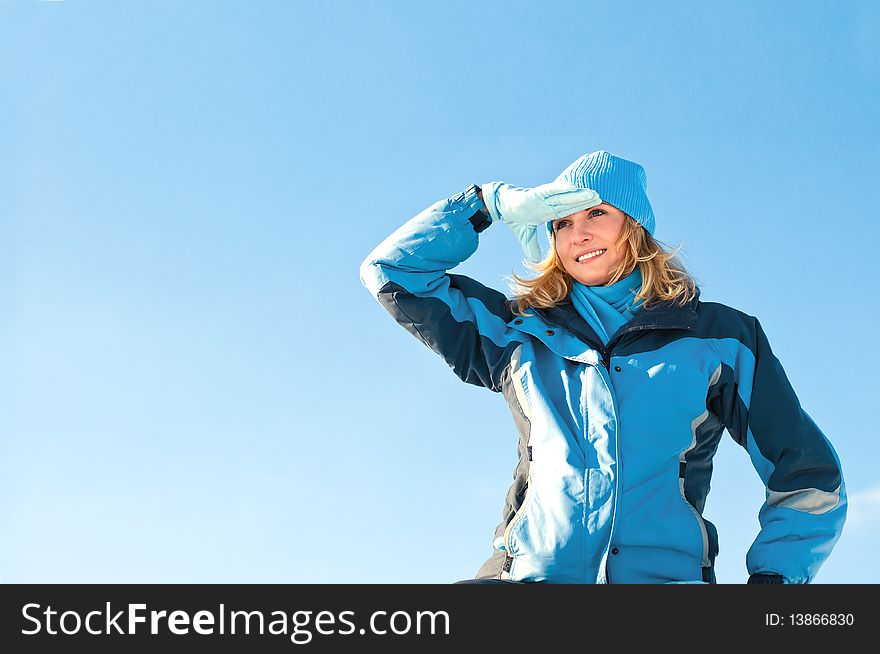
[533,287,701,352]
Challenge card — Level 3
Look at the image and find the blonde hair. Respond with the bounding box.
[507,215,699,316]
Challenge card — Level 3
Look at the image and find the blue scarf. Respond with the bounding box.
[569,267,645,346]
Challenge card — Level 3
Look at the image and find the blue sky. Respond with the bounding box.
[3,0,878,583]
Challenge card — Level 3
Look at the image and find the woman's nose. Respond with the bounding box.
[572,220,593,241]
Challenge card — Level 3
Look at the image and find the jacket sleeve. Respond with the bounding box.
[359,184,524,392]
[710,316,847,584]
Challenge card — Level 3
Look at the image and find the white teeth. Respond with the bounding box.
[577,249,606,262]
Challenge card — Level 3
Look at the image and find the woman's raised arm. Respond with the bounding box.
[359,184,522,392]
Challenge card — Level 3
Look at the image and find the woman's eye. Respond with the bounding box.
[555,220,570,231]
[588,210,604,219]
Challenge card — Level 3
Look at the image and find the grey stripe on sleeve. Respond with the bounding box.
[767,486,841,515]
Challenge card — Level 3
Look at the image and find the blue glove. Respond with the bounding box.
[481,180,602,264]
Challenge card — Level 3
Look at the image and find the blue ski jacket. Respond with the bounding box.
[359,183,847,584]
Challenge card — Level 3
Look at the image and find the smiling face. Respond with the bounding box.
[551,203,627,286]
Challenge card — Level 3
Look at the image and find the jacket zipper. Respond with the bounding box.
[596,349,619,584]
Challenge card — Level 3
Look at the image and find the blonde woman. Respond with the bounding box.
[359,150,846,584]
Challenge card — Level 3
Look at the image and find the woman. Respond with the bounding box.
[359,150,847,584]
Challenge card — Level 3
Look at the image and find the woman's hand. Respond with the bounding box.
[481,180,602,263]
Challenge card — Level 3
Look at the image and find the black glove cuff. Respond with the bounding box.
[468,184,493,233]
[747,573,786,584]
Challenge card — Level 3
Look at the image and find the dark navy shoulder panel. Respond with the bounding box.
[613,299,755,357]
[377,278,521,392]
[692,300,756,346]
[447,273,516,323]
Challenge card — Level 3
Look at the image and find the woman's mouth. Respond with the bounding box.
[575,249,606,263]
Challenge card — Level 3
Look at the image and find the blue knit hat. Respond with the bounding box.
[547,150,655,240]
